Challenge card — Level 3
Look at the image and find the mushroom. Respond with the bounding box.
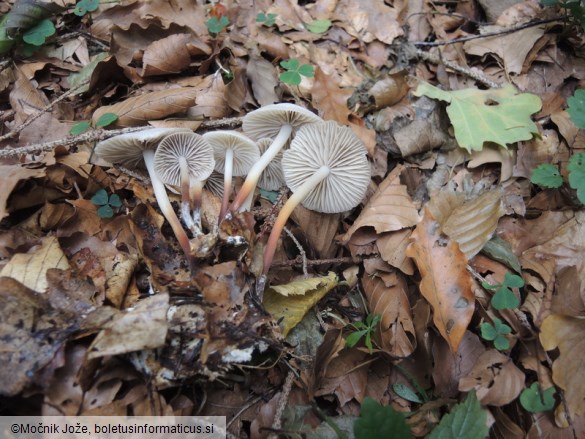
[262,121,371,275]
[154,132,215,235]
[203,130,260,221]
[257,138,285,191]
[230,103,322,213]
[93,128,193,258]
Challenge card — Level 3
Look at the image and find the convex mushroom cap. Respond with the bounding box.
[282,120,371,213]
[230,103,322,212]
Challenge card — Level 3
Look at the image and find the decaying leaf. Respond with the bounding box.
[405,208,475,352]
[540,314,585,419]
[0,164,46,220]
[141,33,193,77]
[413,81,541,152]
[92,87,199,126]
[441,191,505,260]
[459,349,525,406]
[361,270,416,357]
[263,272,338,336]
[246,53,279,106]
[0,236,70,292]
[340,165,420,243]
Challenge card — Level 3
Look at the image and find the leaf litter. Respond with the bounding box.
[1,0,585,437]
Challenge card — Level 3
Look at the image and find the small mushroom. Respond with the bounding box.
[154,132,215,235]
[262,121,371,275]
[203,130,260,221]
[93,128,193,258]
[257,138,285,191]
[230,103,322,213]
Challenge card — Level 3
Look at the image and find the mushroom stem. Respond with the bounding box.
[190,178,204,233]
[219,148,234,221]
[262,165,330,274]
[230,124,293,213]
[143,150,192,259]
[179,156,197,234]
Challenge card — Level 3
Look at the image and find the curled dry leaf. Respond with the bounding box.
[442,190,505,260]
[246,53,279,106]
[361,270,416,357]
[339,165,420,243]
[459,349,525,406]
[468,144,515,182]
[405,208,475,352]
[92,87,199,126]
[0,164,46,220]
[141,33,193,77]
[540,314,585,419]
[376,229,415,275]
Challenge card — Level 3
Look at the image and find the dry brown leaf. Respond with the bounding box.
[459,349,525,406]
[9,68,50,125]
[92,87,199,126]
[0,165,46,220]
[188,75,229,119]
[468,144,515,182]
[442,191,505,260]
[246,54,280,106]
[141,33,193,77]
[339,166,420,243]
[333,0,403,44]
[405,209,475,352]
[540,314,585,419]
[312,67,352,125]
[376,229,415,275]
[291,205,340,258]
[0,236,70,292]
[88,293,169,359]
[361,271,416,357]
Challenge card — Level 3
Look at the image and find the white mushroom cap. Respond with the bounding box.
[203,130,260,177]
[242,103,322,141]
[282,121,371,213]
[256,138,285,191]
[154,132,215,185]
[93,128,192,168]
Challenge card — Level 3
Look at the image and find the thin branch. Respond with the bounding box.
[0,79,90,142]
[271,255,362,268]
[268,371,295,439]
[413,17,562,47]
[283,226,308,276]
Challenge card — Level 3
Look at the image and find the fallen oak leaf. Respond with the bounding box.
[405,208,475,352]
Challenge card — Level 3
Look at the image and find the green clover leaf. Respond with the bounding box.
[22,19,55,46]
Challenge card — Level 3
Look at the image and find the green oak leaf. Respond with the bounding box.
[413,81,541,152]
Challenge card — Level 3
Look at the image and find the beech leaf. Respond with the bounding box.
[540,314,585,418]
[405,209,475,352]
[413,82,541,152]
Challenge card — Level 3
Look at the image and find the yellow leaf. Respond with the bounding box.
[264,272,338,336]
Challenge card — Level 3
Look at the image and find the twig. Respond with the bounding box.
[226,394,265,429]
[413,17,562,47]
[271,255,361,268]
[199,116,243,130]
[0,126,148,158]
[0,78,90,142]
[268,371,295,439]
[283,226,308,276]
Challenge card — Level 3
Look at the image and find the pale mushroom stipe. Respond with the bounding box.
[230,103,322,213]
[203,130,260,221]
[154,132,215,235]
[93,128,194,259]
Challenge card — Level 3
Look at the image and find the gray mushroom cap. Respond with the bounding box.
[282,121,371,213]
[203,130,260,176]
[257,138,285,191]
[242,103,322,141]
[93,128,192,168]
[153,132,215,185]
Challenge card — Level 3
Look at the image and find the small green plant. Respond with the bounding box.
[256,12,277,26]
[483,272,524,310]
[567,88,585,128]
[519,383,556,412]
[70,112,118,136]
[481,317,512,351]
[279,59,314,86]
[307,19,332,33]
[531,153,585,204]
[22,19,55,46]
[345,314,381,353]
[206,16,230,35]
[73,0,100,17]
[426,391,489,439]
[91,188,122,218]
[541,0,585,29]
[354,397,412,439]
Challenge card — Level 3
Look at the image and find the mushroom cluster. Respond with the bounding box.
[92,103,370,284]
